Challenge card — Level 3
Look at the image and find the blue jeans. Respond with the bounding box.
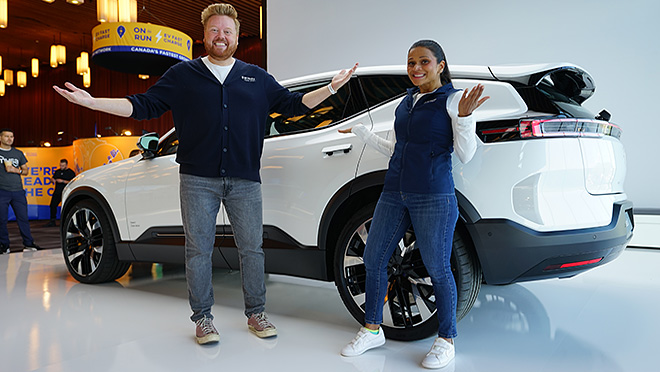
[0,189,35,247]
[179,174,266,322]
[363,191,459,339]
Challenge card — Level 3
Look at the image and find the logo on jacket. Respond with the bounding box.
[241,75,256,83]
[424,98,437,104]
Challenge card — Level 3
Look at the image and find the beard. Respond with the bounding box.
[204,39,238,62]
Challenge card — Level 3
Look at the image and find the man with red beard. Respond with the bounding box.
[53,3,357,345]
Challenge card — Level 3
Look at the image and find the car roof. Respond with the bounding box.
[279,63,589,86]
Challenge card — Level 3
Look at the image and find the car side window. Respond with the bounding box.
[265,79,362,137]
[358,75,414,108]
[156,132,179,157]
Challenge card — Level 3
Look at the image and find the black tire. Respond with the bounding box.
[61,199,130,283]
[334,203,482,341]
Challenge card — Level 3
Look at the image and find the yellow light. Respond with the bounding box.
[97,0,108,22]
[0,79,4,97]
[50,45,58,67]
[0,0,8,29]
[0,55,2,72]
[3,69,12,86]
[57,45,66,65]
[80,51,89,74]
[122,130,132,136]
[76,56,82,74]
[118,0,135,22]
[259,6,263,39]
[42,0,55,3]
[130,0,138,22]
[31,58,39,78]
[138,74,149,80]
[66,0,84,4]
[44,142,52,147]
[17,71,27,88]
[96,134,101,138]
[108,0,118,22]
[57,131,64,135]
[83,70,91,88]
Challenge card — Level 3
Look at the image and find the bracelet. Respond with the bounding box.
[327,83,337,95]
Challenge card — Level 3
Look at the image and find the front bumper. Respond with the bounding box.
[467,200,634,285]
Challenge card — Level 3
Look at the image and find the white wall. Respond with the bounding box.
[267,0,660,217]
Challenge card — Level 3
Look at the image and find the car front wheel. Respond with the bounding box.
[334,203,482,341]
[61,199,130,283]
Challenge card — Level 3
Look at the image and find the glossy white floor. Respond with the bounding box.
[1,247,657,372]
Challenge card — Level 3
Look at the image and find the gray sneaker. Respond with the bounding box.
[195,316,220,345]
[247,312,277,338]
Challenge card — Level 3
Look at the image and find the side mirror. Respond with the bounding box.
[137,132,159,159]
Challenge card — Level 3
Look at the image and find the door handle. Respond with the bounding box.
[322,144,353,157]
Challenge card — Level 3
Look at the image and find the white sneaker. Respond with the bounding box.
[341,327,386,357]
[422,337,455,369]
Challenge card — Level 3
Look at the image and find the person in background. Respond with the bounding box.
[0,128,41,254]
[338,40,488,369]
[53,3,357,346]
[44,159,76,227]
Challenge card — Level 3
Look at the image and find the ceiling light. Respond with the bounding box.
[3,69,12,86]
[138,74,149,80]
[42,0,55,3]
[0,0,8,29]
[66,0,84,5]
[0,79,4,96]
[17,71,27,88]
[50,45,58,67]
[83,70,91,88]
[32,58,39,78]
[80,51,89,73]
[0,55,2,72]
[57,45,66,64]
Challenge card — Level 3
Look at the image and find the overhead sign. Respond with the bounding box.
[92,22,193,75]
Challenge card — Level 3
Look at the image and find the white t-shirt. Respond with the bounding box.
[202,56,235,84]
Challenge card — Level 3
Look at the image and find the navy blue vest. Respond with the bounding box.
[383,83,459,194]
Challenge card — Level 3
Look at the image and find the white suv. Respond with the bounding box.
[60,63,633,341]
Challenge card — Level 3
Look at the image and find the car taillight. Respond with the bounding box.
[477,118,622,143]
[543,257,603,271]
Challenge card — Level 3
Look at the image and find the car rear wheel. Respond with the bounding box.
[61,200,130,283]
[334,203,482,341]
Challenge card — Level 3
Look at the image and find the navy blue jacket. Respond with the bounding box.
[128,58,309,182]
[383,83,459,194]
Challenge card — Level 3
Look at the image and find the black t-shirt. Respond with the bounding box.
[53,168,76,193]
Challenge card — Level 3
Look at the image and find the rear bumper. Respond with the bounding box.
[467,200,634,285]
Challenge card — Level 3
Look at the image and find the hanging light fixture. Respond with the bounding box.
[0,79,4,97]
[3,69,12,86]
[50,45,58,67]
[138,74,149,80]
[108,0,119,22]
[32,58,39,78]
[76,56,82,74]
[0,55,2,72]
[130,0,138,22]
[66,0,85,4]
[0,0,8,29]
[83,70,91,88]
[118,0,132,22]
[17,71,27,88]
[42,0,55,3]
[57,44,66,65]
[97,0,108,22]
[80,51,89,74]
